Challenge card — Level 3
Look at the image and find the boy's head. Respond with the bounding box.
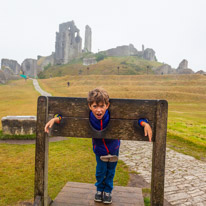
[87,88,110,120]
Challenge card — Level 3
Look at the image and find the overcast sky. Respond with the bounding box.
[1,0,206,72]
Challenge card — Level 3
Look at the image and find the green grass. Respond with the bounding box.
[142,188,151,206]
[38,56,162,78]
[0,138,129,206]
[0,79,39,129]
[0,130,35,140]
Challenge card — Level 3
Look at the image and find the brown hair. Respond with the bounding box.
[87,88,109,106]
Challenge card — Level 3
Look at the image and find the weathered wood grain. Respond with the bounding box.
[151,100,168,206]
[48,97,157,120]
[51,117,155,141]
[34,96,49,206]
[51,182,144,206]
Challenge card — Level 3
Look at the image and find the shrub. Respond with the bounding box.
[95,52,107,62]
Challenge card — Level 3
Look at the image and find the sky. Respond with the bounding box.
[1,0,206,72]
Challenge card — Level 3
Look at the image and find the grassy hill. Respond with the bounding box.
[1,74,206,205]
[0,79,39,129]
[38,56,162,78]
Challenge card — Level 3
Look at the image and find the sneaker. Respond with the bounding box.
[103,192,112,204]
[94,191,103,202]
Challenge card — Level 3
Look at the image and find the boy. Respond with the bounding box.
[44,88,152,204]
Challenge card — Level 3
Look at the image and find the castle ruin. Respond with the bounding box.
[84,25,92,52]
[1,59,20,74]
[54,21,82,65]
[21,59,38,78]
[103,44,156,61]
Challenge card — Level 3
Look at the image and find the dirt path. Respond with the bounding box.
[31,79,51,96]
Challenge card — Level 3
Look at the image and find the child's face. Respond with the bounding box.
[89,101,110,120]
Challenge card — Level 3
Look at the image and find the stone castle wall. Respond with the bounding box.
[104,44,156,61]
[21,59,38,78]
[1,59,21,74]
[55,21,82,64]
[84,25,92,52]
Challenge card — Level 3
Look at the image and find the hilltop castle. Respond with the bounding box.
[54,21,92,65]
[1,20,198,83]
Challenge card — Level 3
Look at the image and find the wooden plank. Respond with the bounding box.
[51,182,144,206]
[50,117,154,141]
[47,97,157,121]
[151,100,168,206]
[34,96,50,206]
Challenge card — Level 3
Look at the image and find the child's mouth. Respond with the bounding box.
[96,113,102,118]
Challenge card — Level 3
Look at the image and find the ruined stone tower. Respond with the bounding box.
[21,59,38,78]
[54,21,82,64]
[1,59,21,74]
[84,25,92,52]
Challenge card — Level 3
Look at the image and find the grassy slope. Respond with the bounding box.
[0,79,40,129]
[0,79,129,205]
[39,56,162,78]
[0,138,128,206]
[38,74,206,160]
[1,74,206,205]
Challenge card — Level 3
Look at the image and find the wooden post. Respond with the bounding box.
[34,96,49,206]
[151,100,168,206]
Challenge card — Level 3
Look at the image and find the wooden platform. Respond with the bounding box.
[51,182,144,206]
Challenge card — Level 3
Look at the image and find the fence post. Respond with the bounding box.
[151,100,168,206]
[34,96,49,206]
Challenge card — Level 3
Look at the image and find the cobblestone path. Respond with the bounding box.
[119,141,206,206]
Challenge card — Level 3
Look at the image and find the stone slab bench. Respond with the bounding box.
[1,116,36,135]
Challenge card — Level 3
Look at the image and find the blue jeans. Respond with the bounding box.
[95,155,118,193]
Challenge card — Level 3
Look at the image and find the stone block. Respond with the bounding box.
[2,116,36,135]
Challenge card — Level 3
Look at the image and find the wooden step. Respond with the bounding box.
[51,182,144,206]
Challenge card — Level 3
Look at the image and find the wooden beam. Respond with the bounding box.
[48,97,157,121]
[34,96,49,206]
[51,117,155,141]
[151,100,168,206]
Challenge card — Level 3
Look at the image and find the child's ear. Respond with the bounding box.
[106,102,110,109]
[88,104,92,110]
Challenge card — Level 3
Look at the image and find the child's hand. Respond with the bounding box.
[44,118,59,133]
[141,122,152,142]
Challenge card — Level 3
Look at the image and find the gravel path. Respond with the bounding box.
[32,79,52,96]
[119,141,206,206]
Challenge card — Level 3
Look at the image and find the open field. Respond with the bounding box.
[0,79,39,129]
[0,74,206,205]
[38,74,206,160]
[0,79,129,205]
